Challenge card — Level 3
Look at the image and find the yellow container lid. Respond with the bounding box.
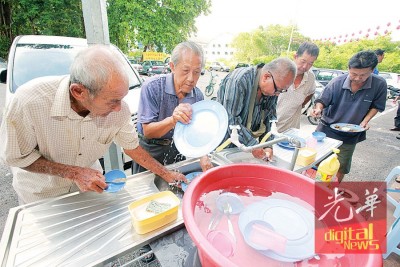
[296,147,317,167]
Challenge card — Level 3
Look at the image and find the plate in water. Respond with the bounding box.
[173,100,228,158]
[238,198,315,262]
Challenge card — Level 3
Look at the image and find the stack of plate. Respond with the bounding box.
[277,134,306,150]
[238,198,315,262]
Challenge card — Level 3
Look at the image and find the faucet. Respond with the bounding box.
[228,125,303,171]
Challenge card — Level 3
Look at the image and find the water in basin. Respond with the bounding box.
[193,188,320,265]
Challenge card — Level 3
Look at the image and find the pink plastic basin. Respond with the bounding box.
[182,163,382,267]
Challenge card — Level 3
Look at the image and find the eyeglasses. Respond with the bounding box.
[268,71,287,93]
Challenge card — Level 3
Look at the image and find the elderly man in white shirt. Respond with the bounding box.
[276,42,319,133]
[0,45,186,204]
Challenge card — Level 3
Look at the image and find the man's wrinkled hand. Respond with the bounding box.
[252,148,265,159]
[164,170,188,184]
[172,103,193,125]
[68,166,107,193]
[200,155,213,172]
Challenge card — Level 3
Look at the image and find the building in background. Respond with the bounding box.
[191,33,236,63]
[204,33,235,62]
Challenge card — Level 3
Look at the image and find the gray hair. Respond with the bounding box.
[70,45,128,96]
[262,57,297,81]
[171,41,205,68]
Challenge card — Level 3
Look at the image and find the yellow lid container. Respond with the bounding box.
[128,191,180,234]
[296,147,317,166]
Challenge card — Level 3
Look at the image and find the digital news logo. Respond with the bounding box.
[315,182,387,254]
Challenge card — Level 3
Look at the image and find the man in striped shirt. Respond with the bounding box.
[276,42,319,133]
[217,58,296,161]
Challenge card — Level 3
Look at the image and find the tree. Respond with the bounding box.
[314,35,400,72]
[231,24,310,64]
[107,0,211,54]
[0,0,85,58]
[1,0,211,58]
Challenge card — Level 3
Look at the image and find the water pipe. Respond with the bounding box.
[228,125,303,171]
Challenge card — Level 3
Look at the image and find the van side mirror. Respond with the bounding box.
[0,69,7,83]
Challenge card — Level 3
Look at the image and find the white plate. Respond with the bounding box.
[330,123,365,133]
[173,100,228,158]
[238,198,315,262]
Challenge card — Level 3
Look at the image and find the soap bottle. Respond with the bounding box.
[315,148,340,182]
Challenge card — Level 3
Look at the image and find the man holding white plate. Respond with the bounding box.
[133,41,213,174]
[312,50,387,183]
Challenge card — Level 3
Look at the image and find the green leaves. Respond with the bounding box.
[231,24,308,64]
[107,0,211,53]
[1,0,210,58]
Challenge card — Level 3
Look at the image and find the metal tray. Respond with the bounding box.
[0,158,222,267]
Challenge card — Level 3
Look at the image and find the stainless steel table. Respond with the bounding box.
[214,128,342,173]
[0,158,214,267]
[0,130,342,267]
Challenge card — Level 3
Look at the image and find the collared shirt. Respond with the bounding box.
[315,73,387,144]
[276,70,316,132]
[136,73,204,139]
[0,75,139,203]
[217,66,277,146]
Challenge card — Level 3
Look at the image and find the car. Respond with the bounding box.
[141,60,165,76]
[129,58,143,74]
[0,35,143,169]
[301,80,325,115]
[378,72,400,88]
[0,35,142,116]
[235,63,250,69]
[378,72,400,98]
[312,68,347,86]
[209,62,230,72]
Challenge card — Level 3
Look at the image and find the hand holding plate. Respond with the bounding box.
[200,155,213,171]
[360,120,370,130]
[67,166,107,193]
[172,103,192,125]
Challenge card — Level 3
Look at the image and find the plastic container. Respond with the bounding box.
[315,148,340,182]
[182,164,381,267]
[296,147,317,166]
[312,131,326,142]
[128,191,180,234]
